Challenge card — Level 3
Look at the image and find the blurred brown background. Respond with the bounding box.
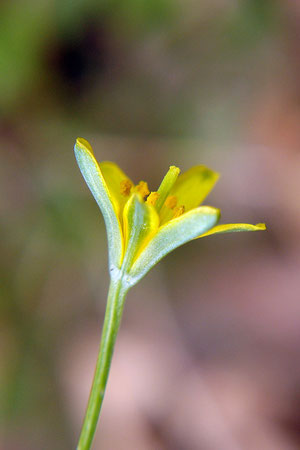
[1,1,300,449]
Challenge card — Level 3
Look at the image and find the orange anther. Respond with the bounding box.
[165,195,177,210]
[173,205,185,218]
[136,181,150,199]
[146,192,160,206]
[120,179,133,196]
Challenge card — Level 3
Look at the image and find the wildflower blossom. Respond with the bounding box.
[74,137,265,288]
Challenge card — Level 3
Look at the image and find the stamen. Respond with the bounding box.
[136,181,150,199]
[173,205,185,218]
[156,165,180,212]
[164,195,177,210]
[146,191,160,206]
[120,179,133,196]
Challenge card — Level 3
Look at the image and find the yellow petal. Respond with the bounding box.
[99,161,134,220]
[198,222,266,238]
[159,165,219,224]
[129,206,220,285]
[122,193,159,272]
[74,138,123,268]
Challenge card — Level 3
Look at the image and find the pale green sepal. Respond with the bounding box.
[74,138,123,269]
[122,193,159,274]
[198,222,266,238]
[128,206,220,286]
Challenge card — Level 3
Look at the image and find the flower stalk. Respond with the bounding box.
[77,278,129,450]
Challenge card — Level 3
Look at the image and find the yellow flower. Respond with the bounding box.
[74,138,266,288]
[74,137,267,448]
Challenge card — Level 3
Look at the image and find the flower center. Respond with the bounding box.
[120,176,185,219]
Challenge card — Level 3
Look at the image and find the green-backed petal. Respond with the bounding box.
[159,165,219,224]
[198,222,266,238]
[129,206,220,286]
[122,193,159,273]
[99,161,133,220]
[74,138,123,268]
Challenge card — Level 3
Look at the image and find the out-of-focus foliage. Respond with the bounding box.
[224,0,280,49]
[0,0,174,111]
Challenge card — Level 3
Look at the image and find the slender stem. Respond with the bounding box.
[77,278,128,450]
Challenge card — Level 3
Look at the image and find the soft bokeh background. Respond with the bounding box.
[1,1,300,449]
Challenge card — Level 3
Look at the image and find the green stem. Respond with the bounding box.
[77,278,128,450]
